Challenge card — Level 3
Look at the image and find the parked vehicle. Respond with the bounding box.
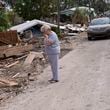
[87,17,110,40]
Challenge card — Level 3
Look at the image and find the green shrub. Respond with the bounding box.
[52,27,63,39]
[0,9,10,32]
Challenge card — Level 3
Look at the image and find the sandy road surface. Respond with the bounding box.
[1,38,110,110]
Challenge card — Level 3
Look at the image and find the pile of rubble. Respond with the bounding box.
[0,29,80,104]
[0,30,47,104]
[0,50,47,103]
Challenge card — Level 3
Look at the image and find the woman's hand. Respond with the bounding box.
[44,34,48,39]
[47,40,53,46]
[44,35,53,46]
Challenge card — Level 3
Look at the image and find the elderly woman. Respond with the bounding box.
[41,24,60,83]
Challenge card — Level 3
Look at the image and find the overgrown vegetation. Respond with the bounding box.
[0,9,10,32]
[13,0,57,20]
[72,8,89,26]
[4,0,110,21]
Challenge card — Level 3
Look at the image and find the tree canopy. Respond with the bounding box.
[3,0,110,21]
[14,0,57,20]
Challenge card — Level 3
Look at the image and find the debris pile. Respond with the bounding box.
[64,24,86,34]
[0,29,80,104]
[0,51,46,104]
[0,31,46,104]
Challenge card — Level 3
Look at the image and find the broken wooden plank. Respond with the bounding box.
[0,45,9,51]
[24,51,43,65]
[5,61,19,68]
[12,73,20,78]
[0,31,21,45]
[0,78,18,87]
[0,44,33,58]
[17,54,28,60]
[24,52,36,65]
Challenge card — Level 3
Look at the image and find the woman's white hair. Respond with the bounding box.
[40,24,51,33]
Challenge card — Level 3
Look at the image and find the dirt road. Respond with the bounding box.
[1,37,110,110]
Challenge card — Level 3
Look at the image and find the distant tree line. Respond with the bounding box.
[4,0,109,20]
[0,0,109,32]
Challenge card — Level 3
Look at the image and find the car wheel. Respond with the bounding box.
[88,34,95,41]
[88,37,92,40]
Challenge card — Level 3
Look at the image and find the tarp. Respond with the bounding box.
[9,20,38,34]
[9,20,65,34]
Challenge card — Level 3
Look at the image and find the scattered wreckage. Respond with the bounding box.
[0,19,85,104]
[0,29,46,103]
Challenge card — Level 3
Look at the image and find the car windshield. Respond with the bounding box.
[90,18,110,26]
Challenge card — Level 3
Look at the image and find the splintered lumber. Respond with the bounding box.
[12,73,20,78]
[24,51,43,65]
[0,44,33,58]
[0,45,9,51]
[17,54,28,60]
[0,78,18,87]
[5,61,19,68]
[24,52,36,65]
[0,31,21,45]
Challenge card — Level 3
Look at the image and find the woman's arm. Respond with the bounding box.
[44,34,55,46]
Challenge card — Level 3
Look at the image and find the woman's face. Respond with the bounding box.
[43,30,49,35]
[42,30,48,38]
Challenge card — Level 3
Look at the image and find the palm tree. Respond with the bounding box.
[72,8,89,26]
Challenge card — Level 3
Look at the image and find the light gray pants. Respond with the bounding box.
[48,54,59,80]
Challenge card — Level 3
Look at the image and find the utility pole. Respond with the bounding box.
[57,0,60,34]
[88,0,91,21]
[78,0,80,6]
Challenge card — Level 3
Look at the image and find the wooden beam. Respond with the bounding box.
[0,78,18,87]
[24,51,43,65]
[0,44,33,58]
[5,61,19,68]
